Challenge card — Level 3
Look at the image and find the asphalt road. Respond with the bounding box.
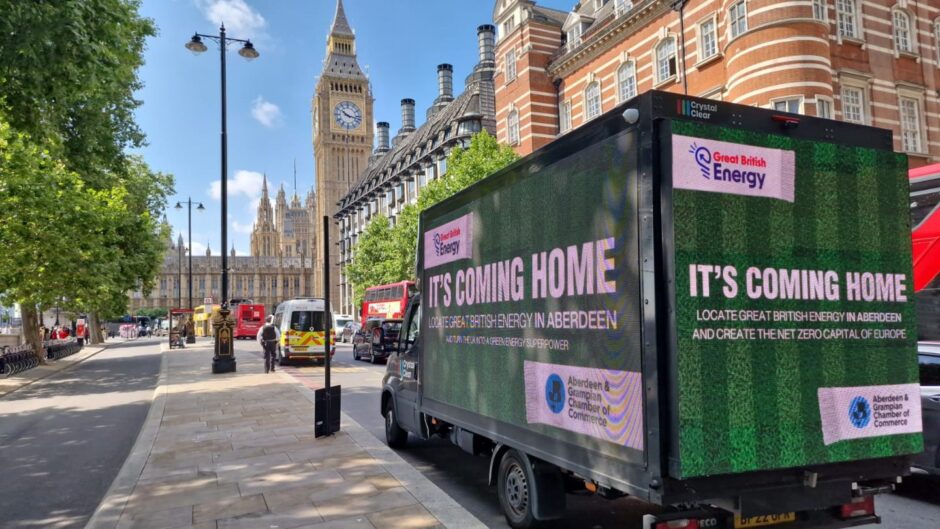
[235,340,940,529]
[0,338,162,529]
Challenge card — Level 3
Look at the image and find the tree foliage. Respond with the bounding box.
[348,131,519,306]
[0,0,172,350]
[345,215,402,304]
[0,0,155,183]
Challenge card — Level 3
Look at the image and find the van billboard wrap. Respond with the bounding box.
[670,120,923,478]
[421,131,644,457]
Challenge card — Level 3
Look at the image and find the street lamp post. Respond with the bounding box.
[185,25,258,374]
[175,198,204,343]
[177,234,183,309]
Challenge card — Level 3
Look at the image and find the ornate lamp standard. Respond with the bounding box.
[185,24,259,373]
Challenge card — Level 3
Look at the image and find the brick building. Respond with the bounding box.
[493,0,940,165]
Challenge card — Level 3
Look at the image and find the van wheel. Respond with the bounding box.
[384,400,408,449]
[498,449,540,529]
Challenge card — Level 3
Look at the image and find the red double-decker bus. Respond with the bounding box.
[233,303,265,339]
[361,281,415,324]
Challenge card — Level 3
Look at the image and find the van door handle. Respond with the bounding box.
[929,395,940,403]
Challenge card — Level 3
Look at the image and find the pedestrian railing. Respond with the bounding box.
[45,339,83,361]
[0,344,40,376]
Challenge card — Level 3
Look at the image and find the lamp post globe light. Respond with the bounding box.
[175,198,204,343]
[185,24,259,374]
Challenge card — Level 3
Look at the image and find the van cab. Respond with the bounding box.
[272,298,335,365]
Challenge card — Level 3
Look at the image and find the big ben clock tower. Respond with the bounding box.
[312,0,373,304]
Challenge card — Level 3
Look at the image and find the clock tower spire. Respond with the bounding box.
[312,0,373,306]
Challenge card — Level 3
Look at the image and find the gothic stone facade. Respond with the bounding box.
[493,0,940,166]
[129,175,318,315]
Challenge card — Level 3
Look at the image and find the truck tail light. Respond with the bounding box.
[655,520,699,529]
[839,496,875,519]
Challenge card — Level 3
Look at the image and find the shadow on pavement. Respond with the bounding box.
[896,474,940,505]
[1,351,162,401]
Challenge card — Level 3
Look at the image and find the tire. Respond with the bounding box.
[370,349,377,364]
[353,347,360,361]
[497,450,540,529]
[384,399,408,449]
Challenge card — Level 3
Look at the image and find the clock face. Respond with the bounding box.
[333,101,362,130]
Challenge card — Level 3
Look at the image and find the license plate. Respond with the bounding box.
[292,346,308,351]
[734,513,796,528]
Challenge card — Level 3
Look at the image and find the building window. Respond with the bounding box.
[559,100,572,132]
[772,97,803,114]
[816,97,833,119]
[507,110,520,145]
[502,15,515,38]
[505,49,517,81]
[813,0,827,21]
[729,1,748,39]
[655,38,677,84]
[836,0,859,39]
[936,21,940,64]
[614,0,633,17]
[567,24,582,52]
[698,18,718,61]
[584,81,602,120]
[840,86,866,124]
[893,10,913,54]
[899,97,923,153]
[617,62,637,102]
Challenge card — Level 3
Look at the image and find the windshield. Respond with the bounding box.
[336,318,352,328]
[290,311,326,332]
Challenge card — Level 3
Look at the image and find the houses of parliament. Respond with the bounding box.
[128,176,317,314]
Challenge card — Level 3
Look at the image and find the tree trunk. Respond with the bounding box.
[89,312,103,345]
[20,305,47,364]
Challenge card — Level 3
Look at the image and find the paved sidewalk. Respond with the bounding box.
[86,342,486,529]
[0,338,123,398]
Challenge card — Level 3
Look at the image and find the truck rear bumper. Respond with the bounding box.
[643,508,879,529]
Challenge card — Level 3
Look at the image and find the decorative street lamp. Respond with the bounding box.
[185,24,258,374]
[175,198,204,343]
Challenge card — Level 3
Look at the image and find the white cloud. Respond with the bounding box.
[197,0,266,39]
[209,170,264,201]
[251,96,282,128]
[232,220,254,234]
[190,241,209,256]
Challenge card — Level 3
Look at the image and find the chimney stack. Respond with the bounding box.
[477,25,496,66]
[376,121,390,152]
[400,98,416,133]
[437,64,454,101]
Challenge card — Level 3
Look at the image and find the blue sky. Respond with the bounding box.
[136,0,570,256]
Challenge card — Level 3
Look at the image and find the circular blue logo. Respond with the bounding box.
[545,374,565,414]
[848,396,871,429]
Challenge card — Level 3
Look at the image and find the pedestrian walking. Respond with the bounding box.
[256,315,281,374]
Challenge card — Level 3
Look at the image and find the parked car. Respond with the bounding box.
[341,321,361,343]
[353,318,401,364]
[915,342,940,475]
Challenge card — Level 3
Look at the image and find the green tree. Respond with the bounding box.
[0,0,155,183]
[136,307,169,320]
[389,131,519,283]
[345,215,403,304]
[347,131,519,307]
[0,1,171,350]
[0,117,125,357]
